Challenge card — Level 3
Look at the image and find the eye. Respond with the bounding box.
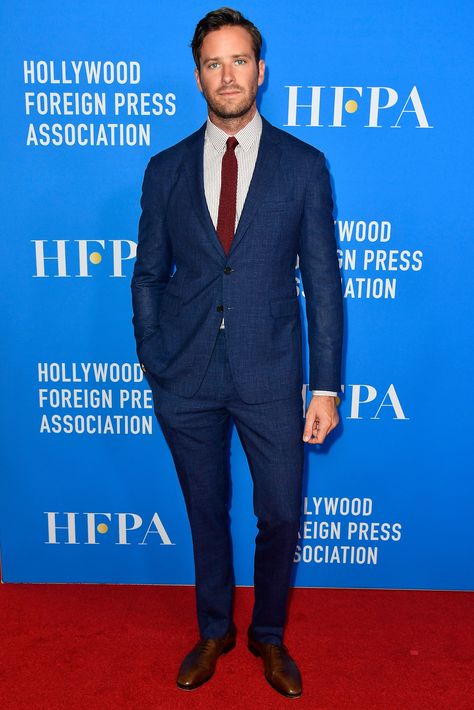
[235,58,246,65]
[208,62,220,69]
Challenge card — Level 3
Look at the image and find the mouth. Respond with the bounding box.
[218,90,241,96]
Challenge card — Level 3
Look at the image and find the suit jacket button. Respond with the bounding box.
[223,266,233,274]
[140,362,147,373]
[216,305,224,312]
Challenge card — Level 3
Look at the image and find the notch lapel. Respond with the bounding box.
[228,118,282,257]
[183,116,282,261]
[184,123,227,261]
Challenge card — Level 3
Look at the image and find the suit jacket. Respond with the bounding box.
[131,115,343,404]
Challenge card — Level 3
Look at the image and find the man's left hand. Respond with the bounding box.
[303,395,339,445]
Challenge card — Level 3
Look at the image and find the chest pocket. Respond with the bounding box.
[261,197,295,209]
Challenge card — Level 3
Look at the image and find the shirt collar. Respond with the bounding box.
[205,110,262,154]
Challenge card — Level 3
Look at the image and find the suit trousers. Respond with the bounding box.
[145,325,305,645]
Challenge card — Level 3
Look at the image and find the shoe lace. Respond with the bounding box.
[269,643,291,672]
[195,637,216,656]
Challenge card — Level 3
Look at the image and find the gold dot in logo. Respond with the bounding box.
[97,523,108,534]
[345,99,358,114]
[336,396,341,407]
[89,251,102,265]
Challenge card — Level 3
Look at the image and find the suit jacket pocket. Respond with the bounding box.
[261,199,295,212]
[159,291,181,316]
[270,296,300,318]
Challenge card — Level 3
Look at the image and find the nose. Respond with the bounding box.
[221,61,235,84]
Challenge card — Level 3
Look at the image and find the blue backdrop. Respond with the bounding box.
[1,0,473,590]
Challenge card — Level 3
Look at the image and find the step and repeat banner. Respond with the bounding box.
[1,1,472,589]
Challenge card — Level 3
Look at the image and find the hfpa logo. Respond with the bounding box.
[302,383,408,420]
[44,511,173,545]
[32,239,137,277]
[342,384,408,420]
[285,85,432,128]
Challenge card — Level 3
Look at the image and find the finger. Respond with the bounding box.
[302,415,316,442]
[311,420,332,445]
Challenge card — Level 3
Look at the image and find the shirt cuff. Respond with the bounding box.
[312,390,338,397]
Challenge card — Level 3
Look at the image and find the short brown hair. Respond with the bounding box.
[191,7,263,70]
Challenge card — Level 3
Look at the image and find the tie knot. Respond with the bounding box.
[226,136,238,152]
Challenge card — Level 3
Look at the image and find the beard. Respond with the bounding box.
[201,81,258,120]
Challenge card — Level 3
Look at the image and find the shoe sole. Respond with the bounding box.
[176,639,236,691]
[248,642,302,699]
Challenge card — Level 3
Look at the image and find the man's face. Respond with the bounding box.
[195,25,265,120]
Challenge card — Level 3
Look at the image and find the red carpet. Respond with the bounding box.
[1,584,472,709]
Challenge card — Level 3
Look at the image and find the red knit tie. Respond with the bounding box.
[216,136,238,255]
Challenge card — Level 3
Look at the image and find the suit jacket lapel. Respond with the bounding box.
[228,116,282,257]
[184,115,282,261]
[184,122,227,260]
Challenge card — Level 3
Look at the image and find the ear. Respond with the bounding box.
[194,67,203,93]
[257,59,265,87]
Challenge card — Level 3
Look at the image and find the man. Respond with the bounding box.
[131,7,343,699]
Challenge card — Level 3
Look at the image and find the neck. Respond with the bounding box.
[208,104,257,134]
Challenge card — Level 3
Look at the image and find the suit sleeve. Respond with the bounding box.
[298,151,343,392]
[130,158,173,350]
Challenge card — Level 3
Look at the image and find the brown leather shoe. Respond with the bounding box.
[248,629,302,698]
[176,625,236,690]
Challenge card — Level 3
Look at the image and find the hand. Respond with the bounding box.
[303,395,339,445]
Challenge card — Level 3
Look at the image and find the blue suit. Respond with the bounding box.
[131,115,343,643]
